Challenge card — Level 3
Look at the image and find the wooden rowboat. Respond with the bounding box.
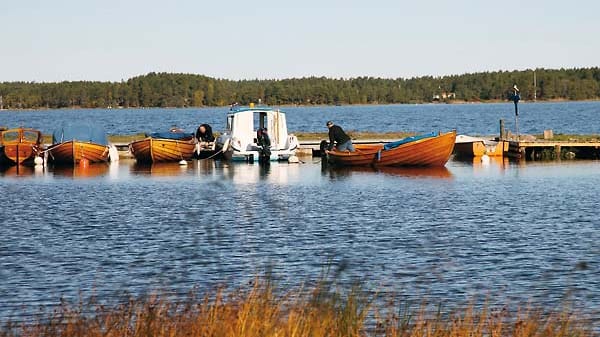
[47,141,109,165]
[130,137,196,163]
[48,123,110,166]
[0,128,42,166]
[326,131,456,167]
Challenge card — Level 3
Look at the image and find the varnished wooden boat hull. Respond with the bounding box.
[327,131,456,167]
[0,143,40,166]
[48,141,109,165]
[130,138,195,163]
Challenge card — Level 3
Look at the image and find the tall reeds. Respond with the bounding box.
[1,277,594,337]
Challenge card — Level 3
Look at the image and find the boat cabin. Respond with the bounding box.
[219,105,298,161]
[225,106,290,150]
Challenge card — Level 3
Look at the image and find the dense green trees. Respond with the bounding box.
[1,68,599,109]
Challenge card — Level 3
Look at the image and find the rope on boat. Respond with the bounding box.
[201,148,224,160]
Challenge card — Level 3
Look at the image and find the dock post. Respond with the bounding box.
[554,145,561,160]
[499,119,505,140]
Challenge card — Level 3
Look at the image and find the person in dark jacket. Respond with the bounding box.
[257,128,272,162]
[326,120,355,152]
[195,124,215,142]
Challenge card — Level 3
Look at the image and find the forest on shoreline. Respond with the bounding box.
[1,67,599,109]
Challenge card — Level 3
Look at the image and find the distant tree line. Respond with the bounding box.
[1,68,599,109]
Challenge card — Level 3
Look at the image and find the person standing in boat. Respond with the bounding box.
[326,120,355,152]
[195,124,215,143]
[257,127,272,162]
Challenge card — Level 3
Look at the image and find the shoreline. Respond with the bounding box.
[1,98,600,112]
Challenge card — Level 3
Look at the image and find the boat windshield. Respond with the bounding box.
[1,131,19,142]
[23,131,40,143]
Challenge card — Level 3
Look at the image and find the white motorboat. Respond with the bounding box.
[216,105,299,162]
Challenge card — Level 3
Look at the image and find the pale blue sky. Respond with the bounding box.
[1,0,598,82]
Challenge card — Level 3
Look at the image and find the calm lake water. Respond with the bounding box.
[1,158,599,321]
[1,101,600,135]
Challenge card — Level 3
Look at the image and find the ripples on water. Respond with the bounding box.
[0,159,599,320]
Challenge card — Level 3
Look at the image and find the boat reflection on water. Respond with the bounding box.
[130,162,192,176]
[471,156,509,168]
[51,163,111,178]
[322,161,453,179]
[452,155,512,174]
[221,162,305,185]
[0,165,43,177]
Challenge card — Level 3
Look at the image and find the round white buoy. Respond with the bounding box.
[287,155,300,163]
[179,160,188,166]
[34,156,44,166]
[481,154,490,164]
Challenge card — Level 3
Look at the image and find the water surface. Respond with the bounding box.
[2,101,600,135]
[1,158,599,320]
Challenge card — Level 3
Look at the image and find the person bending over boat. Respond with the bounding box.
[326,120,355,152]
[257,128,272,162]
[195,124,215,143]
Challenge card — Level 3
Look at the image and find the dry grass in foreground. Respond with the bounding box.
[0,279,594,337]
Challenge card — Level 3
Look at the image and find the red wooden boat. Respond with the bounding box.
[326,131,456,167]
[0,128,43,166]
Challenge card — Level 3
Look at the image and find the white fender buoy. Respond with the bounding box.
[288,155,299,163]
[34,164,44,175]
[34,156,44,166]
[108,144,120,162]
[179,159,188,166]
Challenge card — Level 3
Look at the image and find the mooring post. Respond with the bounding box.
[554,145,561,160]
[499,119,505,140]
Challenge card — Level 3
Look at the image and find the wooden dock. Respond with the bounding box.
[111,139,397,159]
[109,137,600,161]
[506,139,600,160]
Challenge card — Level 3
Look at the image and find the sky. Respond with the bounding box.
[1,0,599,82]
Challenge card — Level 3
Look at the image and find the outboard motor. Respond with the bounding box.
[318,140,330,157]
